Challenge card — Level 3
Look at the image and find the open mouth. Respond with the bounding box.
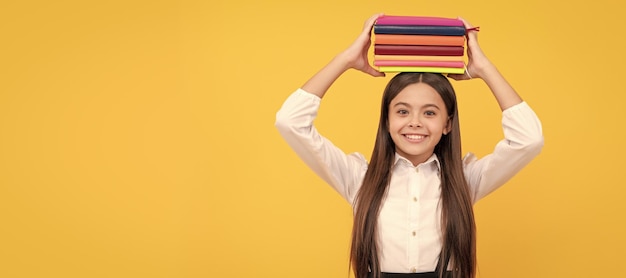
[404,134,426,141]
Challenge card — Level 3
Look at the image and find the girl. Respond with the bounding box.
[275,14,543,278]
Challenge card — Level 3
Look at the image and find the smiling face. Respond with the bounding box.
[388,82,451,166]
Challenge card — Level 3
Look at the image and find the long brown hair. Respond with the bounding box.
[350,72,476,278]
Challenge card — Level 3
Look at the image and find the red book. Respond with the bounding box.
[374,45,464,56]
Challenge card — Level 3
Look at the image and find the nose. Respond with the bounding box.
[408,121,422,128]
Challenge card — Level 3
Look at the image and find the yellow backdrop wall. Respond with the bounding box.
[1,0,625,277]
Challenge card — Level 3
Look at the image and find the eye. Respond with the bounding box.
[424,110,436,116]
[397,109,409,115]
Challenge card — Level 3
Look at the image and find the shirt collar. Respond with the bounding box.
[393,152,441,172]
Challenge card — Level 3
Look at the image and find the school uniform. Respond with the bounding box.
[275,88,543,274]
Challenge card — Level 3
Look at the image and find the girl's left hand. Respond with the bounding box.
[448,17,491,81]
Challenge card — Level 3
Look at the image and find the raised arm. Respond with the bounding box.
[302,13,385,98]
[448,18,544,201]
[275,14,386,202]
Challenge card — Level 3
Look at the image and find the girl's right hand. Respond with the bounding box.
[339,13,385,77]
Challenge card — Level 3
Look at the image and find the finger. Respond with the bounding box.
[458,17,479,43]
[457,17,473,29]
[364,66,385,77]
[363,13,384,32]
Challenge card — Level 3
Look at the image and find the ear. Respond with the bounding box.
[443,117,452,135]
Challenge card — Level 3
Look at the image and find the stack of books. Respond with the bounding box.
[373,16,467,74]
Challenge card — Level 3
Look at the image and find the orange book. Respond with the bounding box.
[375,34,465,46]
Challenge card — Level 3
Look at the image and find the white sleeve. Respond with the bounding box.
[275,89,368,204]
[463,101,545,202]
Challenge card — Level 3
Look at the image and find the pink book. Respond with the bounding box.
[374,55,464,62]
[376,15,463,26]
[374,60,465,68]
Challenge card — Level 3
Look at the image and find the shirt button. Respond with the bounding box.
[412,231,416,236]
[415,168,419,173]
[413,197,418,202]
[411,267,417,273]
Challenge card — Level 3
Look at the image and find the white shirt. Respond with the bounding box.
[275,89,543,273]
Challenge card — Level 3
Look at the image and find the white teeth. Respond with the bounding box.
[405,135,424,140]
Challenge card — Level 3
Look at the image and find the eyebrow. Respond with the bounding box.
[392,102,441,110]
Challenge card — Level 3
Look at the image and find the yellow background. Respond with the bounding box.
[1,0,624,277]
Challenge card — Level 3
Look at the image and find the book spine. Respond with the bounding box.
[377,66,466,74]
[374,60,465,68]
[375,16,464,26]
[374,45,464,56]
[374,34,465,46]
[373,25,466,36]
[374,55,465,62]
